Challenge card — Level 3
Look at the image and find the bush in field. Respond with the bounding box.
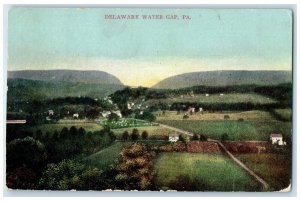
[7,137,47,171]
[122,131,130,141]
[238,118,244,122]
[108,113,120,122]
[115,144,153,190]
[191,134,199,141]
[221,133,229,141]
[179,134,189,143]
[142,131,149,140]
[200,134,208,141]
[183,114,189,119]
[131,128,140,141]
[136,111,156,122]
[224,115,230,120]
[38,160,105,190]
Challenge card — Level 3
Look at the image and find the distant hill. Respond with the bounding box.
[7,79,125,102]
[8,70,123,85]
[152,70,292,89]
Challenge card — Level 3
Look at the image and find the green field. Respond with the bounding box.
[154,152,262,191]
[157,120,291,141]
[112,126,174,139]
[147,93,277,105]
[156,110,276,122]
[236,153,291,191]
[27,122,103,135]
[99,118,158,129]
[82,141,132,170]
[272,109,292,121]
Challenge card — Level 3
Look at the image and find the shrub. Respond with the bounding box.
[221,133,229,141]
[142,131,149,140]
[183,114,189,119]
[122,131,129,141]
[224,115,230,120]
[7,137,47,171]
[191,134,199,141]
[200,134,208,141]
[131,128,140,141]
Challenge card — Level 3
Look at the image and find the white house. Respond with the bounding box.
[169,134,179,142]
[205,94,209,97]
[113,110,123,118]
[270,134,285,145]
[199,107,203,112]
[73,113,79,119]
[48,110,54,116]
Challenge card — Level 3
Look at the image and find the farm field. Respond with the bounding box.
[272,108,292,121]
[156,110,276,122]
[27,122,103,135]
[157,120,291,141]
[154,152,262,191]
[235,153,291,191]
[146,93,277,105]
[82,141,132,170]
[112,126,174,139]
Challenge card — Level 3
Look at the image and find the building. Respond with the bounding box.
[48,110,54,116]
[73,113,79,119]
[187,107,195,114]
[169,134,179,142]
[270,134,285,145]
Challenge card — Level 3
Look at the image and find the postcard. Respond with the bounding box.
[6,7,293,192]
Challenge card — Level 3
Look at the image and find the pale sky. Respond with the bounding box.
[8,8,292,87]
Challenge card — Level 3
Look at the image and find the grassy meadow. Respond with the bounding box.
[156,110,275,121]
[157,120,291,141]
[154,152,262,191]
[236,153,291,191]
[82,141,132,170]
[27,122,103,135]
[147,93,277,105]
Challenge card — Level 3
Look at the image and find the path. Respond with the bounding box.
[209,139,270,190]
[158,123,194,136]
[158,123,270,190]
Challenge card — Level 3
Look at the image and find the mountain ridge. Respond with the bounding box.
[8,69,123,85]
[152,70,292,89]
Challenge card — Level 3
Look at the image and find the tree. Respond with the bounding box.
[38,160,105,190]
[131,129,140,141]
[178,134,189,143]
[191,134,199,141]
[107,113,120,122]
[141,131,149,140]
[7,137,47,171]
[122,131,129,141]
[35,129,43,140]
[115,144,153,190]
[221,133,229,141]
[69,126,78,136]
[60,127,69,139]
[200,134,208,141]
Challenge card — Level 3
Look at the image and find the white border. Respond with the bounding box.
[1,0,299,200]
